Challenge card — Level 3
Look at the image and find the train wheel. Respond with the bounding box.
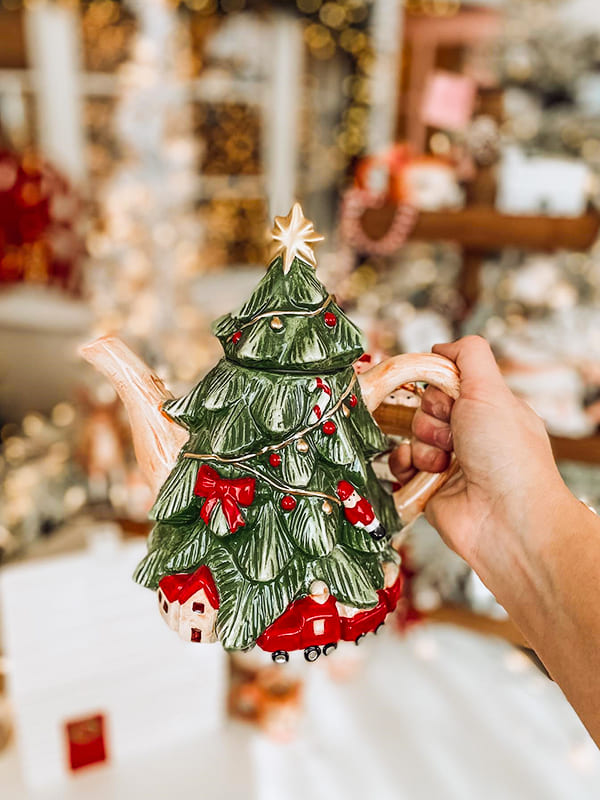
[355,633,366,646]
[272,650,289,664]
[323,642,338,656]
[304,646,321,662]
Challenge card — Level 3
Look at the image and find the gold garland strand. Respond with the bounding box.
[183,372,357,466]
[227,294,334,342]
[197,458,341,506]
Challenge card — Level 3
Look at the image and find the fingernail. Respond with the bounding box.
[434,427,452,449]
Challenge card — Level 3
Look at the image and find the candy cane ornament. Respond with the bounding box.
[308,377,332,424]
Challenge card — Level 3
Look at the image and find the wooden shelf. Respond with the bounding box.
[360,204,600,308]
[426,605,527,648]
[361,205,600,253]
[374,403,600,466]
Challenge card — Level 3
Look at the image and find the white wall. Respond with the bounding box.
[559,0,600,29]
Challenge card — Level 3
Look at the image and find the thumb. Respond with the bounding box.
[432,336,506,397]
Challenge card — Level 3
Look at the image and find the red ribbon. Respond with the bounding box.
[194,464,255,534]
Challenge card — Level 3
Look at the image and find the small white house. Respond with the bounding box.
[158,566,220,644]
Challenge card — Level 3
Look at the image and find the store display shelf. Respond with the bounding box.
[374,402,600,466]
[361,205,600,253]
[425,605,527,648]
[360,204,600,308]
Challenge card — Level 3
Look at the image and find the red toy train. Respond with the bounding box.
[257,564,403,663]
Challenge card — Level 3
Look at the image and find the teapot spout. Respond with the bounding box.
[79,336,188,498]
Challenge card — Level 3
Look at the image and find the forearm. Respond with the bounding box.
[478,488,600,745]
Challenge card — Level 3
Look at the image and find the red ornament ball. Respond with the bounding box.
[281,495,297,511]
[232,331,242,344]
[324,312,338,328]
[348,394,358,408]
[269,453,281,467]
[322,420,336,435]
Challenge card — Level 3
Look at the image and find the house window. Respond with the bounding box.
[158,590,162,603]
[313,619,325,636]
[162,600,168,613]
[191,628,202,643]
[192,601,205,614]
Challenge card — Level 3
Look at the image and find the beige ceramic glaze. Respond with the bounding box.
[80,336,188,497]
[357,353,461,525]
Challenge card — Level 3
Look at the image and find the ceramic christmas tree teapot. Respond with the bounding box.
[81,204,459,662]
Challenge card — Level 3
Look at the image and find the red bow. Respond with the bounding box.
[194,464,255,534]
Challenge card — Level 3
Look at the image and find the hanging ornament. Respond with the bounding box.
[324,312,338,328]
[348,394,358,408]
[269,453,281,467]
[296,438,309,454]
[232,331,242,344]
[270,316,283,331]
[342,405,351,418]
[281,495,297,511]
[322,500,333,515]
[322,421,337,436]
[340,187,418,257]
[336,480,385,541]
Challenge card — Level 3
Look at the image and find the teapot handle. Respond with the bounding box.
[357,353,461,526]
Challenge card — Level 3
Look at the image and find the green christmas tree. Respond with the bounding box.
[134,204,401,650]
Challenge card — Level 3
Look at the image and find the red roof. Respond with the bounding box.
[177,565,220,608]
[179,565,219,607]
[158,566,219,608]
[159,573,189,603]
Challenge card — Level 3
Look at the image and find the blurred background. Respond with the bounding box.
[1,0,600,796]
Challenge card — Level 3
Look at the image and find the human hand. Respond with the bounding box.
[390,336,573,587]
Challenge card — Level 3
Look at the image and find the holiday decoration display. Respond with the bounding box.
[81,204,460,659]
[465,249,600,437]
[493,0,600,210]
[87,0,208,384]
[341,144,464,257]
[0,148,83,293]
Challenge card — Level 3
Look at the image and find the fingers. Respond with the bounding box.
[413,407,453,450]
[432,335,506,395]
[389,438,449,480]
[409,399,453,473]
[421,385,453,422]
[389,443,417,485]
[412,438,450,473]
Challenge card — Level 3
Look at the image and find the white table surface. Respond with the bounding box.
[1,624,599,800]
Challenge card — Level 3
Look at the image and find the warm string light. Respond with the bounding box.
[182,0,375,160]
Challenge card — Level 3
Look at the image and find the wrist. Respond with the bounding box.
[473,477,573,608]
[479,482,592,644]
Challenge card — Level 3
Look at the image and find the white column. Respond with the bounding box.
[367,0,404,154]
[265,13,304,218]
[25,3,86,183]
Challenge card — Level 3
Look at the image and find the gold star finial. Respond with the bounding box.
[270,203,325,274]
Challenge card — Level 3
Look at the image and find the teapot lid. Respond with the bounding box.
[212,204,365,373]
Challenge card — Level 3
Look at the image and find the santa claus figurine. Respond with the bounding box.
[336,480,386,541]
